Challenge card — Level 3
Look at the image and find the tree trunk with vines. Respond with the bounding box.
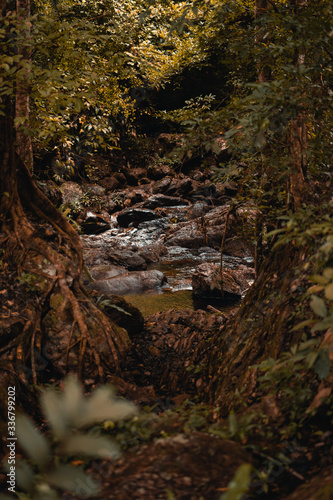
[0,3,129,390]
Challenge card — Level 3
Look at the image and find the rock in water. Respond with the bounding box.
[117,208,161,228]
[87,270,167,296]
[192,262,252,300]
[80,212,111,235]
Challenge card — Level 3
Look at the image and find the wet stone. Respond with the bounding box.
[117,208,161,228]
[79,212,111,235]
[143,194,189,209]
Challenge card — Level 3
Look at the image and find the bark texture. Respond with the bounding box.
[0,4,129,390]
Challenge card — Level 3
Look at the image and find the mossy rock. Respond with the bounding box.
[97,294,144,336]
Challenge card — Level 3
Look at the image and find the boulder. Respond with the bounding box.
[165,220,209,248]
[107,248,147,271]
[142,194,189,209]
[166,177,193,197]
[165,205,255,255]
[100,172,127,191]
[124,190,145,206]
[139,244,168,264]
[79,212,111,235]
[100,176,121,192]
[186,201,212,219]
[105,196,123,214]
[85,184,106,196]
[192,262,252,300]
[95,293,144,336]
[147,163,174,180]
[86,270,167,296]
[82,265,127,285]
[117,208,161,228]
[152,176,172,194]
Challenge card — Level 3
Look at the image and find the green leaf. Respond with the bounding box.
[307,285,324,294]
[266,228,285,238]
[16,414,50,468]
[75,385,137,428]
[323,268,333,280]
[314,349,331,380]
[58,434,121,459]
[15,459,34,491]
[33,482,59,500]
[220,463,252,500]
[310,296,327,318]
[292,319,316,331]
[106,303,132,316]
[62,376,85,425]
[310,274,328,285]
[46,464,99,494]
[41,387,68,439]
[228,412,237,436]
[306,350,318,369]
[311,316,333,332]
[324,282,333,300]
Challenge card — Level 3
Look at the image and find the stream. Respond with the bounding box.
[81,205,254,316]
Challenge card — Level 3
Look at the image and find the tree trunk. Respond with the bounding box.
[0,4,129,390]
[288,114,307,210]
[196,242,310,413]
[15,0,33,171]
[288,0,308,210]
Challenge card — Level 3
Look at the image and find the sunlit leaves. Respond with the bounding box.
[16,415,51,467]
[220,463,252,500]
[41,376,136,439]
[12,377,137,499]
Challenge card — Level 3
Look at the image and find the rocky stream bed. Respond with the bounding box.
[25,164,332,500]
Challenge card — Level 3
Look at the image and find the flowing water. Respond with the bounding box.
[83,207,253,316]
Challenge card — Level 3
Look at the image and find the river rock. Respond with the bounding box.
[165,205,231,248]
[152,176,172,194]
[91,292,144,336]
[85,184,106,196]
[100,176,121,192]
[165,205,254,256]
[147,163,174,180]
[107,248,147,271]
[192,262,252,300]
[139,244,168,264]
[186,201,212,219]
[164,220,209,248]
[86,270,167,296]
[82,264,127,284]
[117,208,161,228]
[166,177,193,197]
[79,212,111,235]
[142,194,188,209]
[105,196,123,214]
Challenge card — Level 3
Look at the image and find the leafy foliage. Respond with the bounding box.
[1,377,136,500]
[220,463,252,500]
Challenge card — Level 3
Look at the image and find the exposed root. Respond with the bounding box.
[1,148,128,387]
